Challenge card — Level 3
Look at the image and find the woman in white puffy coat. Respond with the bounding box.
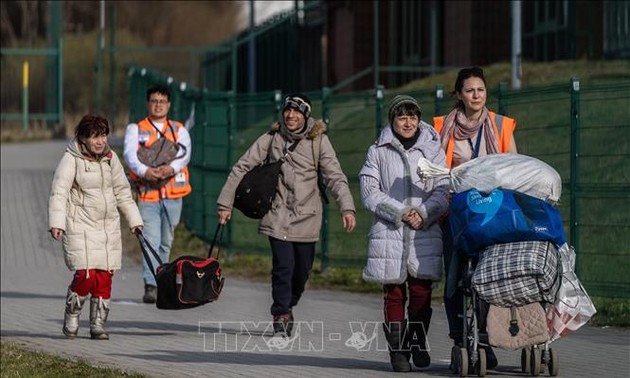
[359,95,449,372]
[48,114,143,340]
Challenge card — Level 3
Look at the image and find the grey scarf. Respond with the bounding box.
[279,117,315,142]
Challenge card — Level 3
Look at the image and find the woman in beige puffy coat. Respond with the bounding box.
[48,114,143,340]
[217,94,356,338]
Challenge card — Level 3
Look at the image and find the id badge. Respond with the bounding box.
[138,132,150,144]
[175,172,186,183]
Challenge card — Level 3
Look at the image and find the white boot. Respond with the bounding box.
[62,289,87,338]
[89,297,110,340]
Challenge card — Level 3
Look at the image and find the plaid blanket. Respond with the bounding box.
[472,241,561,307]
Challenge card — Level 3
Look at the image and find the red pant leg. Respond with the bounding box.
[91,270,113,299]
[68,269,113,299]
[69,270,92,296]
[384,283,407,323]
[407,277,432,317]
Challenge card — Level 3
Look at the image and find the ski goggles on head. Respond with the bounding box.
[283,96,311,118]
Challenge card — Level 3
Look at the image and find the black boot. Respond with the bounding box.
[408,308,431,368]
[383,321,411,372]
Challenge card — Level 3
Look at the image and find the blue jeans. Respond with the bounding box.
[139,198,182,287]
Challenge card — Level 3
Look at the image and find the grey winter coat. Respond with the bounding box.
[359,122,449,284]
[217,119,356,242]
[48,139,143,271]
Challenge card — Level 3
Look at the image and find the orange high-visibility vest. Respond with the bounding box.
[129,117,192,202]
[433,111,516,168]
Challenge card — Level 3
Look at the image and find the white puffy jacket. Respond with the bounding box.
[359,123,449,284]
[48,139,143,271]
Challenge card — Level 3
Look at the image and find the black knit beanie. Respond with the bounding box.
[388,95,421,125]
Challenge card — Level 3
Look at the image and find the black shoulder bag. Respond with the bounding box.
[234,133,299,219]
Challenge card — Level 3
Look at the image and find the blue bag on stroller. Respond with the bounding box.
[449,188,566,256]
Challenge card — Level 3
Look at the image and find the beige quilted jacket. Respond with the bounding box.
[218,119,356,242]
[48,139,143,271]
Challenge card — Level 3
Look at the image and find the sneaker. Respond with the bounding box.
[142,285,157,304]
[272,314,291,337]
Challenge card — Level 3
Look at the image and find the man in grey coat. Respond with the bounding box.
[217,93,356,338]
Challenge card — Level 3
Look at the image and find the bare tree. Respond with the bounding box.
[1,0,46,46]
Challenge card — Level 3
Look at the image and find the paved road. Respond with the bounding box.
[1,140,629,377]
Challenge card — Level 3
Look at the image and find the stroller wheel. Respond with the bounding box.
[521,348,531,373]
[548,348,559,376]
[530,347,542,377]
[458,347,469,377]
[476,347,487,377]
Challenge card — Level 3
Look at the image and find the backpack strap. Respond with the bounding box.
[312,134,329,204]
[312,133,321,170]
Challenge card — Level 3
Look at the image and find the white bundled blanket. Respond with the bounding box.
[417,154,562,203]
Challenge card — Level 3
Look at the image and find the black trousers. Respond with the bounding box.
[269,237,316,316]
[443,221,490,343]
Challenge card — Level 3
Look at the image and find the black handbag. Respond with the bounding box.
[233,133,299,219]
[137,224,225,310]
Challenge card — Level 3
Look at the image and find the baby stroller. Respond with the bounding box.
[450,240,561,377]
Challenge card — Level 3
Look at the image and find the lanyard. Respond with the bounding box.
[467,127,483,159]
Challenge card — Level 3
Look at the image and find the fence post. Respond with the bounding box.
[375,85,385,137]
[570,78,581,272]
[22,61,28,131]
[320,86,331,272]
[58,39,64,125]
[274,90,283,121]
[167,76,179,119]
[498,82,508,115]
[373,0,380,88]
[231,37,238,92]
[96,0,105,114]
[435,84,444,117]
[109,3,117,131]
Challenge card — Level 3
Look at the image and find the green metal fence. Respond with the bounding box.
[128,66,630,298]
[0,1,63,130]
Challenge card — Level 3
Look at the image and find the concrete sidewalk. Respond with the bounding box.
[1,140,629,377]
